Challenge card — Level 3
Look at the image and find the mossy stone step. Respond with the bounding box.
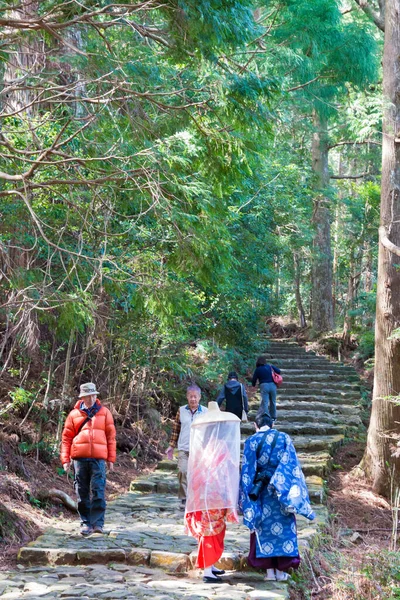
[277,389,360,399]
[153,455,331,479]
[276,364,359,380]
[248,399,361,415]
[276,410,362,427]
[241,421,345,437]
[247,406,359,422]
[130,473,326,504]
[279,373,359,383]
[282,381,360,391]
[241,433,344,454]
[276,398,360,410]
[245,410,362,428]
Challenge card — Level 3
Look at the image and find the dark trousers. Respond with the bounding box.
[248,533,300,572]
[73,459,107,527]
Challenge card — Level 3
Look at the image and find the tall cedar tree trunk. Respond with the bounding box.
[342,250,361,347]
[294,253,307,328]
[3,0,44,115]
[363,0,400,495]
[311,112,334,333]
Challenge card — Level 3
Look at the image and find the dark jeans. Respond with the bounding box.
[73,458,107,528]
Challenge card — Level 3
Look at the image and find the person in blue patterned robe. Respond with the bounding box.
[239,413,315,581]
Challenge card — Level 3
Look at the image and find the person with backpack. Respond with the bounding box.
[251,356,281,421]
[239,413,315,582]
[61,382,116,536]
[216,371,249,420]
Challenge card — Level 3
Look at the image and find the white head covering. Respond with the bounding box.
[185,402,241,513]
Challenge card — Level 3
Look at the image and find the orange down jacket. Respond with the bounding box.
[60,400,116,464]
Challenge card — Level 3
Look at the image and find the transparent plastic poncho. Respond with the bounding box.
[185,419,241,513]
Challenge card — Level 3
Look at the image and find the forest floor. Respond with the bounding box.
[0,452,142,571]
[290,442,398,600]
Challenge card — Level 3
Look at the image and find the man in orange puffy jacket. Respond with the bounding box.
[61,382,116,536]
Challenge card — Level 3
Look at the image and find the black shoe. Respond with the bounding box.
[203,575,223,584]
[80,525,93,536]
[211,568,225,575]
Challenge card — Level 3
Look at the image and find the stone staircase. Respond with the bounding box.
[11,339,364,600]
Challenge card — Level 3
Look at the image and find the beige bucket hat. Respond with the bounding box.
[192,401,240,426]
[78,382,99,398]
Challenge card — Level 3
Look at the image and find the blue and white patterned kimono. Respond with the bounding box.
[240,428,315,559]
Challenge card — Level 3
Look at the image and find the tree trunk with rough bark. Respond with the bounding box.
[342,250,361,347]
[363,0,400,495]
[2,0,45,116]
[311,112,334,333]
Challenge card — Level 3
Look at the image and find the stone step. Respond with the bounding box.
[278,373,359,383]
[264,348,307,352]
[158,460,332,478]
[241,433,344,454]
[263,340,301,346]
[259,400,359,415]
[245,409,362,427]
[241,420,345,437]
[297,451,333,477]
[280,369,357,377]
[151,453,331,482]
[0,562,291,599]
[282,381,360,391]
[159,451,332,475]
[276,361,359,379]
[274,359,355,369]
[17,490,327,589]
[275,390,360,400]
[248,398,360,415]
[130,472,326,504]
[263,347,313,354]
[249,394,360,414]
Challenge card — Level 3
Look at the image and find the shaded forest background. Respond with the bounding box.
[0,0,396,566]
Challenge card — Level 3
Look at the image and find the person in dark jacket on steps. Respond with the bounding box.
[216,371,248,420]
[251,357,281,421]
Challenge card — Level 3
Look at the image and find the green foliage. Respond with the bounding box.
[360,551,400,599]
[26,491,42,509]
[8,388,34,409]
[0,0,382,411]
[358,330,375,359]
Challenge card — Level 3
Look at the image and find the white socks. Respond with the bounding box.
[265,568,276,580]
[265,568,290,581]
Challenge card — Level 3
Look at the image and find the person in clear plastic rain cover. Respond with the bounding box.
[184,401,240,583]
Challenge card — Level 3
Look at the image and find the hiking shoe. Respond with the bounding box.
[92,525,104,534]
[80,525,93,536]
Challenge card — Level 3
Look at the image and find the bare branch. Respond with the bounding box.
[286,76,321,93]
[380,225,400,257]
[353,0,385,31]
[330,172,369,179]
[328,140,382,150]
